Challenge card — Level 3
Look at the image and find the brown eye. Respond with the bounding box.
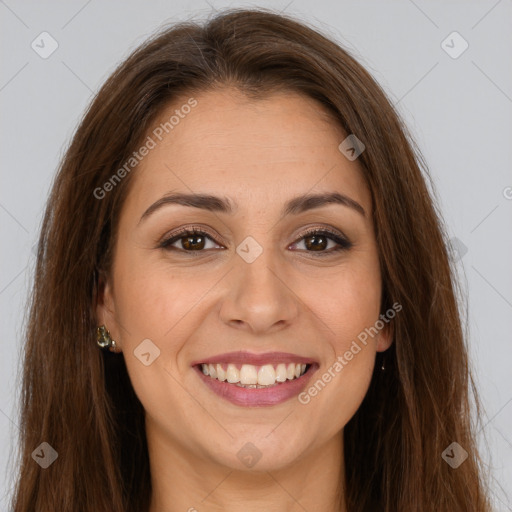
[159,227,352,256]
[159,228,222,252]
[178,233,207,250]
[290,229,352,255]
[304,233,330,251]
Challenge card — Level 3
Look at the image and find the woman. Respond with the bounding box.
[11,7,491,511]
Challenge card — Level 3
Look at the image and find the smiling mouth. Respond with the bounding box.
[196,362,312,388]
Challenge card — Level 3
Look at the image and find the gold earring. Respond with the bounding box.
[96,325,118,352]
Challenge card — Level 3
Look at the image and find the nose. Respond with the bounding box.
[219,247,300,335]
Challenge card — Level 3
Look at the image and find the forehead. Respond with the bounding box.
[124,88,370,217]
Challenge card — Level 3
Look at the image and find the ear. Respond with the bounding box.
[95,273,121,352]
[376,319,393,352]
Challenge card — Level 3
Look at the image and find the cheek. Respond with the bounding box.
[297,255,381,421]
[112,250,194,341]
[115,273,170,336]
[305,254,382,348]
[111,258,195,416]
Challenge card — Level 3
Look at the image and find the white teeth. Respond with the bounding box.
[275,363,287,382]
[200,362,309,386]
[217,364,227,381]
[240,364,258,385]
[226,363,239,383]
[258,364,276,385]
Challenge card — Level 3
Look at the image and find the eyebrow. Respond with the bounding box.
[139,191,366,224]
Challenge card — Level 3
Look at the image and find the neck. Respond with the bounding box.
[147,424,346,512]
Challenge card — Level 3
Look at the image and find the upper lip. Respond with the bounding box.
[191,351,317,367]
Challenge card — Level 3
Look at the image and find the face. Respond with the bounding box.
[97,88,392,472]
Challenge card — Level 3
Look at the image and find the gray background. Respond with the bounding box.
[1,0,511,509]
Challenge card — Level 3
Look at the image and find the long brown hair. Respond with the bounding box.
[10,7,491,511]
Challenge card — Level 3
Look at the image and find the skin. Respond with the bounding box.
[97,88,392,512]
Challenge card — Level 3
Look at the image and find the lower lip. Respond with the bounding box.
[194,364,318,407]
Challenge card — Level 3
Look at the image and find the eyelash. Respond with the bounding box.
[157,225,353,256]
